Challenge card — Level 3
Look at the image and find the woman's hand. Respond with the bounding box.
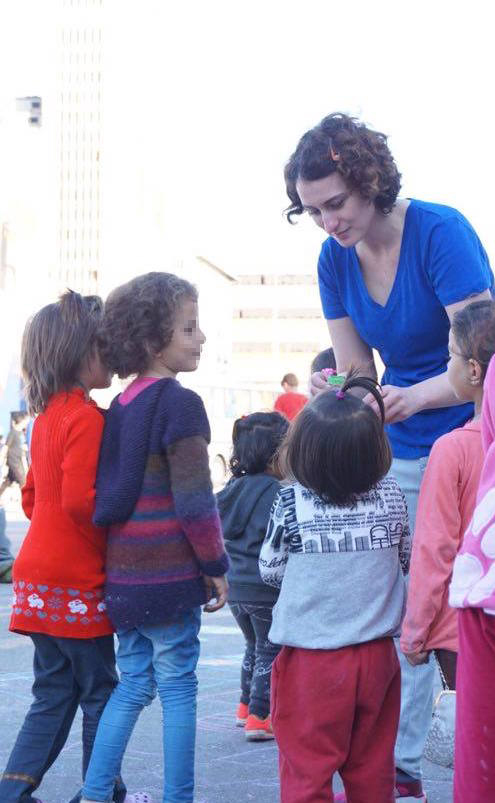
[309,371,330,397]
[363,384,419,424]
[404,650,430,667]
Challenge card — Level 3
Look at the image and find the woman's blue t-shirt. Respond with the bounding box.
[318,199,494,458]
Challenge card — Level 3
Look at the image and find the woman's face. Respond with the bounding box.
[295,172,376,247]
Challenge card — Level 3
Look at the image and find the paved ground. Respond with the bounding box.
[0,500,453,802]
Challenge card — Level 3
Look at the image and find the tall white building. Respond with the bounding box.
[57,0,104,295]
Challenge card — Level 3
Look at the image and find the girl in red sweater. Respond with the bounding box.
[0,292,136,803]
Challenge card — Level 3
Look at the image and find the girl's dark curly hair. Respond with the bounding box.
[99,272,197,378]
[229,412,289,478]
[284,113,402,223]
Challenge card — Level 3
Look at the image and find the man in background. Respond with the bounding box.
[0,411,29,497]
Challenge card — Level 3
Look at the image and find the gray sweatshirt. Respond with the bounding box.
[259,476,410,649]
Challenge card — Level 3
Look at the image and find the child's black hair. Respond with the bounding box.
[284,374,392,506]
[311,347,336,374]
[229,412,289,478]
[451,299,495,381]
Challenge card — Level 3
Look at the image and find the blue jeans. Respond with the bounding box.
[390,457,436,781]
[0,634,125,803]
[82,608,201,803]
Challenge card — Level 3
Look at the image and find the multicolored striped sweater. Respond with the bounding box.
[94,377,229,630]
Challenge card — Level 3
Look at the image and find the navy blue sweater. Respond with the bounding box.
[95,378,228,629]
[216,473,280,604]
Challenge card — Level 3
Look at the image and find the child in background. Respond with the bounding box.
[401,300,495,687]
[260,375,410,803]
[273,373,307,421]
[449,323,495,801]
[0,292,130,803]
[81,273,229,803]
[217,412,288,741]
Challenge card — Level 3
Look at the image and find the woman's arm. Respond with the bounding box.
[310,317,377,395]
[366,290,492,423]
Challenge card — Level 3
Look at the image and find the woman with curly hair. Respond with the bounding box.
[285,113,494,801]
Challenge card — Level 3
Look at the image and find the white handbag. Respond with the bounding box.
[423,660,455,769]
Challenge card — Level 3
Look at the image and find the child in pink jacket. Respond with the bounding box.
[401,300,495,689]
[449,308,495,802]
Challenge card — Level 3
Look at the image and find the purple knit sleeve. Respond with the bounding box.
[167,434,229,577]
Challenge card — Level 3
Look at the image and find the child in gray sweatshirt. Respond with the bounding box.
[260,376,410,803]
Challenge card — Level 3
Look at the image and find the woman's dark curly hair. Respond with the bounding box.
[229,412,289,478]
[99,272,197,378]
[284,113,402,223]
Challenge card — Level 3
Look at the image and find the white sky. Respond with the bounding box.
[1,0,495,277]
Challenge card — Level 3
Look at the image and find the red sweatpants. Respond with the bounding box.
[271,638,400,803]
[454,607,495,802]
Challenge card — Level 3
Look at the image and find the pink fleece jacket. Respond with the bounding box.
[401,418,482,656]
[450,356,495,614]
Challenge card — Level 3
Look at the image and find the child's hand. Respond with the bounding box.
[203,574,228,613]
[405,650,430,667]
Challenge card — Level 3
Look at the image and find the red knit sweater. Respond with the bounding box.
[10,389,113,638]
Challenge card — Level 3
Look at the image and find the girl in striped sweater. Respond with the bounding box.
[81,273,229,803]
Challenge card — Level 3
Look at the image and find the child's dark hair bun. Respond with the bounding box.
[283,374,391,506]
[340,369,386,424]
[230,412,289,478]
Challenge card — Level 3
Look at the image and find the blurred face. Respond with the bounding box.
[156,298,206,376]
[446,330,476,401]
[296,172,376,247]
